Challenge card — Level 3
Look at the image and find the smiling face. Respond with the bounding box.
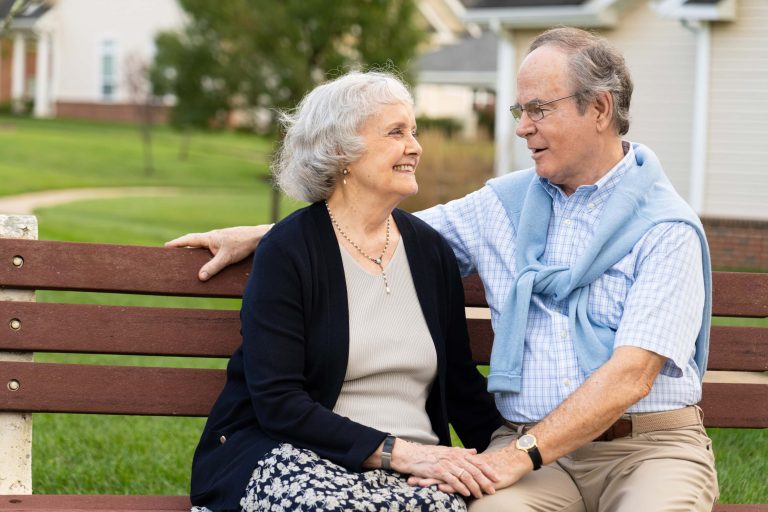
[515,45,615,194]
[346,102,422,204]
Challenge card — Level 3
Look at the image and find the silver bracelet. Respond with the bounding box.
[381,435,396,470]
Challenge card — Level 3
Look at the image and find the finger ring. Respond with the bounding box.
[457,469,466,479]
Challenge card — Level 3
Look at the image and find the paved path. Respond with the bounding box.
[0,187,180,215]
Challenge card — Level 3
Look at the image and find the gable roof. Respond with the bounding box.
[652,0,735,20]
[0,0,50,29]
[461,0,587,6]
[417,30,498,87]
[460,0,621,28]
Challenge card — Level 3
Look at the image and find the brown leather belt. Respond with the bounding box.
[505,406,703,442]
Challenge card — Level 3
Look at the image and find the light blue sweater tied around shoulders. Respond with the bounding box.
[485,143,712,394]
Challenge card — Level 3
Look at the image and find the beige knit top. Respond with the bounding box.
[332,239,439,445]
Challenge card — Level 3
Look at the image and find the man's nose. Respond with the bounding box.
[515,111,536,138]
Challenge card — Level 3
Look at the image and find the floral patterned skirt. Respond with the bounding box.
[227,443,467,511]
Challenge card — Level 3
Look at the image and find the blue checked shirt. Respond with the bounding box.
[415,144,704,422]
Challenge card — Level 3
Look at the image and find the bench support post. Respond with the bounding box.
[0,215,37,494]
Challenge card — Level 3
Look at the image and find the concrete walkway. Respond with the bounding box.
[0,187,180,215]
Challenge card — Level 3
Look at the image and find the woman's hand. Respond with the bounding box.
[390,439,499,498]
[165,225,271,281]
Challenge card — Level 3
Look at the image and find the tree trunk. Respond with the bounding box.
[179,126,191,161]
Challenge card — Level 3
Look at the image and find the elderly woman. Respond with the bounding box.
[187,71,503,511]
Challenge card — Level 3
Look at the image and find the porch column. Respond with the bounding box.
[33,31,51,117]
[11,33,26,112]
[493,28,515,176]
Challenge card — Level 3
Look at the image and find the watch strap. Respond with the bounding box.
[527,445,543,471]
[381,435,396,470]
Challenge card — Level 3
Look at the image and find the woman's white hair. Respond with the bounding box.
[273,71,414,203]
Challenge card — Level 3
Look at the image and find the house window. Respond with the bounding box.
[100,39,117,100]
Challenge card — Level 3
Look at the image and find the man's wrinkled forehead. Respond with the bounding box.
[516,45,572,103]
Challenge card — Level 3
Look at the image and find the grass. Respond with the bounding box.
[0,116,764,503]
[0,115,272,194]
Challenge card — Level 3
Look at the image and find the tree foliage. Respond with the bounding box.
[151,0,425,132]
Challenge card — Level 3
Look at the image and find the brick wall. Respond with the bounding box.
[55,102,169,124]
[702,217,768,271]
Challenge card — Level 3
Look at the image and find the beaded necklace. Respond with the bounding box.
[325,201,391,294]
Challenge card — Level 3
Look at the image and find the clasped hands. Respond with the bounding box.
[405,447,534,498]
[390,439,499,499]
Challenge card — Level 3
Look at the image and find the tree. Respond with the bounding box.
[151,0,425,222]
[151,0,425,134]
[151,29,231,158]
[124,53,160,175]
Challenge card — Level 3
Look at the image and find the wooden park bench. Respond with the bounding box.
[0,214,766,511]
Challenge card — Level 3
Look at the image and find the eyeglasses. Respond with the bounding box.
[509,94,578,122]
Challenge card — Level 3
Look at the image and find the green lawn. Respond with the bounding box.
[0,116,764,503]
[0,115,272,194]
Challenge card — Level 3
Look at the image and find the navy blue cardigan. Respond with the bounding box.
[190,202,503,510]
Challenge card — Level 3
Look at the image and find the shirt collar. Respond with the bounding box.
[538,141,635,201]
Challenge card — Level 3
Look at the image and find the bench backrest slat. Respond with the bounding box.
[1,306,763,371]
[707,326,768,372]
[0,302,240,357]
[468,322,768,371]
[0,239,251,297]
[464,272,768,318]
[711,272,768,317]
[700,383,768,428]
[2,363,764,428]
[0,362,223,416]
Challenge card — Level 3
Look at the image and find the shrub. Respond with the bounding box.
[401,129,494,212]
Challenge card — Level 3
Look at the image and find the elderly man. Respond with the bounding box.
[168,27,718,512]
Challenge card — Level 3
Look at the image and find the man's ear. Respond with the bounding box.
[593,91,614,132]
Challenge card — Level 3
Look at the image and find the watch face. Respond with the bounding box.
[517,434,536,450]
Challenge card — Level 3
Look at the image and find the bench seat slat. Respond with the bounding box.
[0,239,251,298]
[0,302,240,357]
[0,362,223,416]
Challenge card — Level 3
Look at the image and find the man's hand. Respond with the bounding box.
[165,225,271,281]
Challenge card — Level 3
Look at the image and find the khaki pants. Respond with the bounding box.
[469,411,718,512]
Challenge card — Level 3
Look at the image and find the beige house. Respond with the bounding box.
[456,0,767,221]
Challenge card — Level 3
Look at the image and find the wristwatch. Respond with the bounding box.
[381,435,397,470]
[515,433,542,471]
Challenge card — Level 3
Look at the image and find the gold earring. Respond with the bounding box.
[342,168,349,185]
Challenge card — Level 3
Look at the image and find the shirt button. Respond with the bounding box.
[588,202,596,210]
[563,378,572,386]
[564,219,572,226]
[560,330,568,339]
[219,435,227,444]
[553,307,561,314]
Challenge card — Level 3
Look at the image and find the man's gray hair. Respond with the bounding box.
[530,27,633,135]
[273,71,414,203]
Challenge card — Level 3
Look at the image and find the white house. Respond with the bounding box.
[1,0,184,121]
